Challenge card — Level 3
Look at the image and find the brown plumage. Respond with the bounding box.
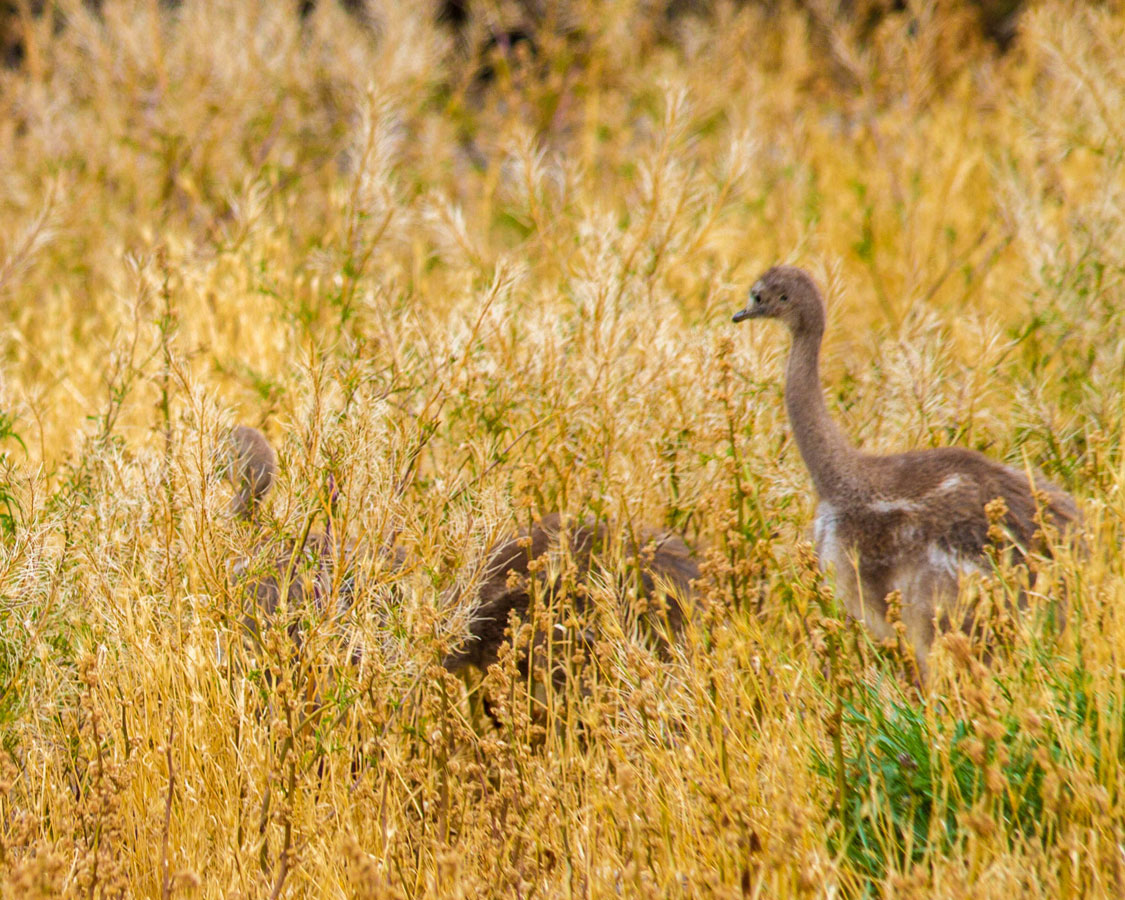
[227,424,277,521]
[442,513,699,679]
[224,425,397,649]
[732,266,1079,678]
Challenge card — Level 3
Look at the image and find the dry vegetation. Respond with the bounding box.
[0,0,1123,896]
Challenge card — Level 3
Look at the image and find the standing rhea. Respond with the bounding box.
[223,425,363,648]
[732,266,1078,678]
[442,513,698,680]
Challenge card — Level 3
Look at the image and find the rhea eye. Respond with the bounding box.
[779,293,788,302]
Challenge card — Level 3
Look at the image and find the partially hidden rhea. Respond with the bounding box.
[732,266,1078,678]
[224,425,395,650]
[442,513,699,680]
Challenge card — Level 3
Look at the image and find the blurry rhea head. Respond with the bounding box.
[731,265,826,336]
[226,424,277,520]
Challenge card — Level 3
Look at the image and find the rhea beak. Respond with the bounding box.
[732,296,764,323]
[733,288,765,323]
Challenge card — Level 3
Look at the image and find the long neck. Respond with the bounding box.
[784,327,861,500]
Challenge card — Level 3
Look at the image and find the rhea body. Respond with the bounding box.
[732,266,1078,677]
[224,425,397,647]
[442,513,698,679]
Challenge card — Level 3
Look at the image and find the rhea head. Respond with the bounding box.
[732,265,825,336]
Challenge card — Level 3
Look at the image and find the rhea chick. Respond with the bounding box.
[224,425,383,648]
[442,513,698,682]
[732,266,1078,679]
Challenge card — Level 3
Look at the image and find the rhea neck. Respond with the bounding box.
[783,314,864,501]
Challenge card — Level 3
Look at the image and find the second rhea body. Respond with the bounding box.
[443,513,699,681]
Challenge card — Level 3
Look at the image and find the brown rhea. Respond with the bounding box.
[442,513,699,683]
[732,266,1079,679]
[224,425,381,651]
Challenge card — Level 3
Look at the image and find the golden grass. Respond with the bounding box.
[0,1,1123,896]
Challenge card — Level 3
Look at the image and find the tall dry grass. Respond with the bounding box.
[0,1,1122,896]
